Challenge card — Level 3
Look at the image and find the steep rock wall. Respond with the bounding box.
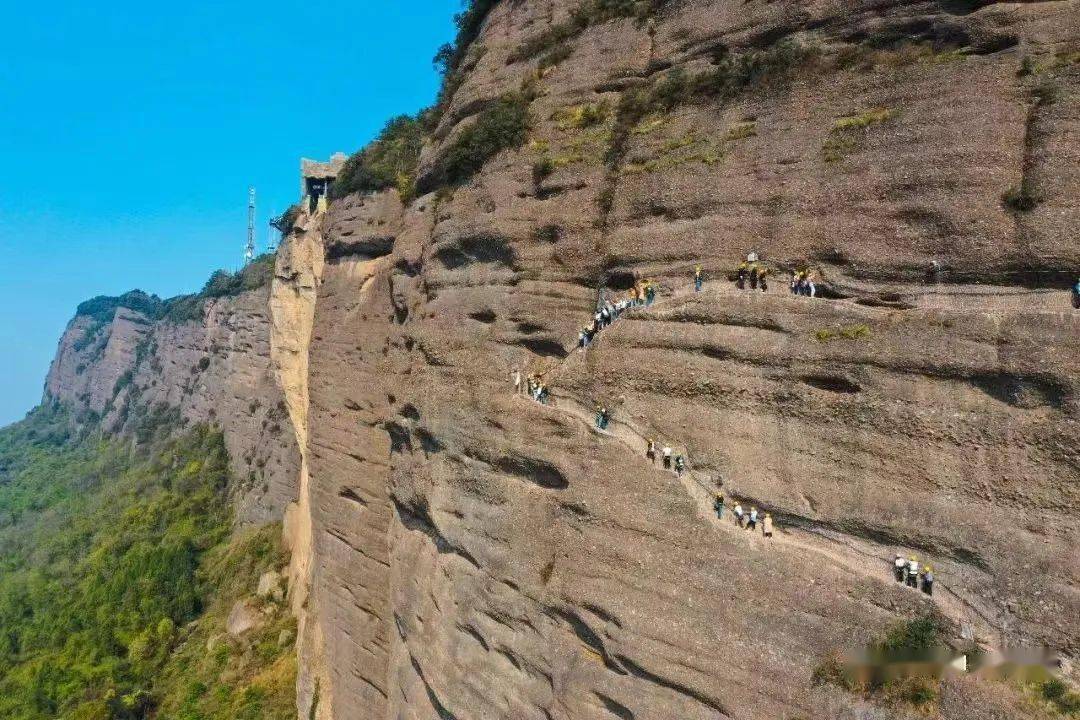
[295,0,1079,718]
[45,287,301,524]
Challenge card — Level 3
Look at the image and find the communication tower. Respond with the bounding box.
[245,187,256,264]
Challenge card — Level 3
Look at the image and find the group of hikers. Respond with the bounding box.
[645,438,687,475]
[735,252,770,291]
[512,368,551,405]
[712,492,775,538]
[893,554,934,596]
[579,280,657,349]
[790,269,818,297]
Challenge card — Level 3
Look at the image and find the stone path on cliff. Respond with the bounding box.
[523,389,1000,646]
[515,275,1010,647]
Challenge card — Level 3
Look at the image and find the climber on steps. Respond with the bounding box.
[595,406,610,430]
[762,513,774,538]
[921,565,934,596]
[747,507,759,531]
[894,553,906,582]
[694,264,703,292]
[749,263,760,290]
[713,493,725,520]
[737,262,749,290]
[674,454,686,476]
[733,503,745,527]
[906,556,920,588]
[662,444,673,469]
[645,280,656,305]
[512,367,522,395]
[758,266,768,292]
[646,438,656,464]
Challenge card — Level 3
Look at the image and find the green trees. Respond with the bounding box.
[0,408,291,720]
[331,116,425,201]
[422,91,532,192]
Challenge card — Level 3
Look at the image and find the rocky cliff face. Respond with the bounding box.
[41,0,1079,718]
[284,1,1079,718]
[45,287,302,525]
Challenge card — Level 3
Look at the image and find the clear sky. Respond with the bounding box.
[0,0,461,426]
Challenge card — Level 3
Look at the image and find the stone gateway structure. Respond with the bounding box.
[300,152,346,213]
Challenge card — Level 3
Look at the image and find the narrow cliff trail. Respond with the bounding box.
[515,278,1012,648]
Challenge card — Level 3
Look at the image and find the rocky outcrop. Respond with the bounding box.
[282,0,1079,718]
[45,287,301,525]
[40,0,1080,717]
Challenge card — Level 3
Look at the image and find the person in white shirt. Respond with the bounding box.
[894,553,906,582]
[662,446,673,469]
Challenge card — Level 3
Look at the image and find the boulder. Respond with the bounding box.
[226,600,261,637]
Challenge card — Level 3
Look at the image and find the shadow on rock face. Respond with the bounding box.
[969,371,1070,410]
[494,453,569,490]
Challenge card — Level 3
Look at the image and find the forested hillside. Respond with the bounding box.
[0,406,295,720]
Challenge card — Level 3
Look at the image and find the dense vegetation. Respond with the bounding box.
[421,90,533,192]
[76,292,164,325]
[161,254,276,324]
[0,405,294,720]
[330,115,424,201]
[75,255,277,329]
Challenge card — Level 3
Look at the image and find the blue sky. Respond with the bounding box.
[0,0,462,425]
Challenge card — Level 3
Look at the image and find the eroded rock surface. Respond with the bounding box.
[40,0,1080,717]
[286,0,1079,718]
[45,287,301,524]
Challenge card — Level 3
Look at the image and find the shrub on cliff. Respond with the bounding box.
[76,290,164,323]
[425,91,532,189]
[161,254,275,324]
[509,0,671,64]
[331,115,424,201]
[270,204,300,237]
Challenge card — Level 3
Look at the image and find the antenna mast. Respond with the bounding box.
[245,187,256,264]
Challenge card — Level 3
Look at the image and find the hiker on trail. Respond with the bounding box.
[894,554,906,582]
[714,493,725,520]
[674,455,685,476]
[1072,277,1080,309]
[538,384,549,405]
[747,507,759,531]
[733,503,745,527]
[749,264,760,290]
[906,556,920,588]
[645,280,656,305]
[646,438,656,463]
[758,266,768,292]
[512,367,522,394]
[921,565,934,596]
[694,264,703,292]
[595,406,608,430]
[737,262,749,290]
[662,445,673,469]
[791,271,800,295]
[762,513,774,538]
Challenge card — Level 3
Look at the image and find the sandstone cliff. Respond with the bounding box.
[45,285,302,525]
[40,0,1080,718]
[284,0,1079,718]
